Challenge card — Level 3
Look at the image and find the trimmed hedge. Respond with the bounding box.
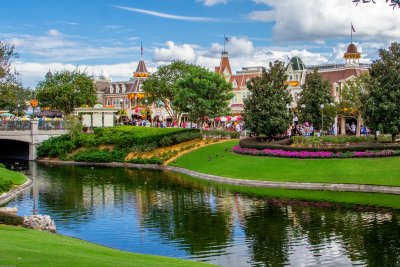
[291,135,393,146]
[239,137,400,153]
[202,130,240,139]
[0,212,24,226]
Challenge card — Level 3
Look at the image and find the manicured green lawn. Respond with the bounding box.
[0,225,216,267]
[0,167,27,193]
[170,140,400,186]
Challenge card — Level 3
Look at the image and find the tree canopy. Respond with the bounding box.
[173,66,233,125]
[362,42,400,141]
[337,73,369,136]
[353,0,400,9]
[142,61,193,123]
[0,40,26,110]
[243,61,292,138]
[36,69,97,115]
[297,69,334,131]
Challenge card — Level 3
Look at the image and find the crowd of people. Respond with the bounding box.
[288,121,370,138]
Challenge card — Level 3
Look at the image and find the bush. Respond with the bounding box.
[159,132,202,147]
[73,149,128,163]
[290,135,394,147]
[127,157,163,165]
[37,135,77,158]
[202,130,240,139]
[0,211,23,226]
[0,176,11,192]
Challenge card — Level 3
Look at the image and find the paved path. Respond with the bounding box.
[37,160,400,195]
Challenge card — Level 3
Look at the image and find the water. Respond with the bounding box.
[4,162,400,266]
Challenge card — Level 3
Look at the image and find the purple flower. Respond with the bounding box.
[232,145,396,159]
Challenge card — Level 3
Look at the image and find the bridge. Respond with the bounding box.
[0,120,67,160]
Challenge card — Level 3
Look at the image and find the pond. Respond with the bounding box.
[4,162,400,266]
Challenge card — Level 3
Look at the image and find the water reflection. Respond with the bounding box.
[4,162,400,266]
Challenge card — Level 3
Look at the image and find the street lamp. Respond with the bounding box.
[320,103,325,131]
[17,104,20,117]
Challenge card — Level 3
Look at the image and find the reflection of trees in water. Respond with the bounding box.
[34,163,400,265]
[243,202,290,267]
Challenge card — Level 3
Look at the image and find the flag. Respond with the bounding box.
[141,42,143,56]
[225,36,230,42]
[351,23,356,32]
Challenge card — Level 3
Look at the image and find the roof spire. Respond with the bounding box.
[222,34,229,56]
[141,42,143,57]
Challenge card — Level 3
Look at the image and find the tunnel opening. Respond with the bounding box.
[0,139,30,160]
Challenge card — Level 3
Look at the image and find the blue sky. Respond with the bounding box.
[1,0,399,87]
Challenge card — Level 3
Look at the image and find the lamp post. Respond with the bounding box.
[17,104,20,117]
[320,103,325,132]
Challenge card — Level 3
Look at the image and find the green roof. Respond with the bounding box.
[289,56,306,71]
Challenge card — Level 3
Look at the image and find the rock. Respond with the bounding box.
[23,215,57,233]
[0,207,18,215]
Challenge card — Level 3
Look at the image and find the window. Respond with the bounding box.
[232,94,237,104]
[232,80,237,88]
[296,74,299,81]
[106,99,111,106]
[121,84,126,93]
[289,75,293,80]
[110,86,114,94]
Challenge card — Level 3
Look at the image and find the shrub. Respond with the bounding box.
[37,135,77,158]
[0,176,11,192]
[0,163,5,168]
[127,157,163,165]
[73,149,128,163]
[202,130,240,139]
[0,211,24,226]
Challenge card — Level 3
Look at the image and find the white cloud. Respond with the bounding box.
[211,37,254,57]
[250,0,400,43]
[248,10,275,22]
[153,41,197,62]
[197,0,228,7]
[2,33,138,62]
[114,5,222,22]
[47,29,61,36]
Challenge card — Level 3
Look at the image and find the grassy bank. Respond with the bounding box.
[169,140,400,186]
[0,166,27,193]
[0,225,216,267]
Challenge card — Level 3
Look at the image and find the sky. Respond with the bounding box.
[1,0,399,88]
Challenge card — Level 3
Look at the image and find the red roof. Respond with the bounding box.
[319,68,367,84]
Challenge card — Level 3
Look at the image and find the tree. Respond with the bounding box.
[243,61,292,138]
[173,66,233,127]
[336,73,369,136]
[362,42,400,142]
[0,40,25,110]
[36,69,97,115]
[353,0,400,9]
[298,69,334,131]
[142,61,193,124]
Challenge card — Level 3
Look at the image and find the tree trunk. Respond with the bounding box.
[356,114,362,137]
[392,133,396,142]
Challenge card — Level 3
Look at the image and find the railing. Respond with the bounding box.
[0,121,31,131]
[38,121,64,131]
[0,120,65,132]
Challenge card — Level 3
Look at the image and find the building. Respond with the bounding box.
[214,51,264,114]
[306,42,369,134]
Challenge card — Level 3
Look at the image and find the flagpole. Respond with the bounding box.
[223,34,226,53]
[351,24,353,44]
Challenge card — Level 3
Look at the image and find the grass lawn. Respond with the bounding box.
[0,225,216,267]
[169,140,400,186]
[0,167,27,193]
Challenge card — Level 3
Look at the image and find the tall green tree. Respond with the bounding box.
[0,41,25,110]
[362,42,400,142]
[337,73,369,136]
[173,66,233,127]
[142,61,193,124]
[36,69,97,115]
[243,61,292,138]
[298,69,334,131]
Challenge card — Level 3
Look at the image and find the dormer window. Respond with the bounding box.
[232,80,238,88]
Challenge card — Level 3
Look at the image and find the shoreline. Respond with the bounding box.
[0,174,34,206]
[36,159,400,195]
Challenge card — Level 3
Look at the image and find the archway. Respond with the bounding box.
[0,139,30,160]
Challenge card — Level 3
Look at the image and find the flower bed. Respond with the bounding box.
[232,145,400,159]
